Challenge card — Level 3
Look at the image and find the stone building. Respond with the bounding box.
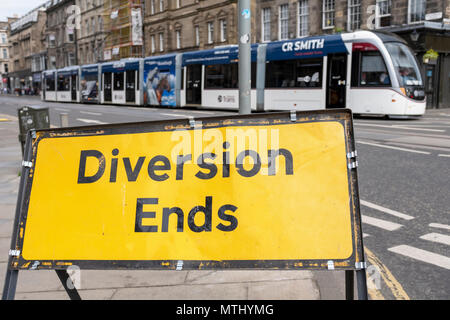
[76,0,106,64]
[142,0,241,55]
[8,7,47,94]
[45,0,78,69]
[0,21,11,92]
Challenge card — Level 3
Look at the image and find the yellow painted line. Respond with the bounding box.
[365,247,410,300]
[0,118,11,122]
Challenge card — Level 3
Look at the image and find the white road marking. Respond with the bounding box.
[361,215,403,231]
[76,118,107,125]
[420,233,450,246]
[429,223,450,231]
[55,108,70,112]
[80,111,102,116]
[160,113,190,118]
[357,141,431,155]
[388,245,450,270]
[363,233,371,238]
[354,123,445,132]
[360,200,414,221]
[438,154,450,158]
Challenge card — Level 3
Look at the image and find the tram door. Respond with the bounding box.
[71,75,77,101]
[104,72,112,103]
[126,70,136,103]
[327,54,347,108]
[186,64,202,105]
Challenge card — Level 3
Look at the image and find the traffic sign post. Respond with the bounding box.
[2,109,368,300]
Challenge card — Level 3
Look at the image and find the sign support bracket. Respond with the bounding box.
[55,270,82,300]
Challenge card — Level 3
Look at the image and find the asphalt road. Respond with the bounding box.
[0,95,449,300]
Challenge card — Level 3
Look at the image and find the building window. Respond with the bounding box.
[92,17,96,34]
[49,56,56,69]
[323,0,335,29]
[67,29,74,43]
[220,19,227,42]
[150,0,155,14]
[408,0,426,24]
[207,22,214,44]
[1,33,6,44]
[2,48,7,59]
[297,0,309,37]
[195,26,200,46]
[261,8,271,42]
[48,34,56,48]
[176,0,181,9]
[176,30,181,49]
[159,32,164,52]
[159,0,164,12]
[348,0,361,31]
[68,53,76,66]
[375,0,391,28]
[151,34,155,53]
[278,4,289,40]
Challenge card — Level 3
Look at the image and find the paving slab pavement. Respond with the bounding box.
[0,112,346,300]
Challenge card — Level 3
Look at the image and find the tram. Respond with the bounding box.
[42,31,426,117]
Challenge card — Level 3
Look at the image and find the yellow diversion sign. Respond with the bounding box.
[10,110,364,270]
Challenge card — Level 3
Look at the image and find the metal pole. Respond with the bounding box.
[238,0,251,115]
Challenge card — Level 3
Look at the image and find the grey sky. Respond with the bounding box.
[0,0,48,22]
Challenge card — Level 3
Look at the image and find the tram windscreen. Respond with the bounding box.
[385,43,423,87]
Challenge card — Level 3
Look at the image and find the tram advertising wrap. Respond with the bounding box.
[144,55,176,107]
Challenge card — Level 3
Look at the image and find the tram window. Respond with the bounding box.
[295,59,322,87]
[266,58,322,88]
[57,76,70,91]
[205,64,238,89]
[358,52,391,87]
[46,78,55,91]
[114,72,124,90]
[204,62,256,89]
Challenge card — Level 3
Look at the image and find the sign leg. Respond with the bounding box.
[356,269,368,300]
[345,270,354,300]
[2,270,19,300]
[55,270,82,300]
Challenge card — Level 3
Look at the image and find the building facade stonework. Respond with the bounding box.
[8,8,47,94]
[45,0,77,69]
[143,0,239,56]
[0,21,10,91]
[76,0,106,65]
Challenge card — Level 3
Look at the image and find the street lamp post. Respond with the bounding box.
[238,0,251,115]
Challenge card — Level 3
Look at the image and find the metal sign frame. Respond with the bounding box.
[2,109,368,300]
